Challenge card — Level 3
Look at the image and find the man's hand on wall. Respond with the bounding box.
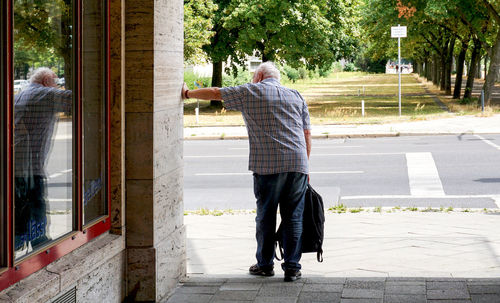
[182,82,189,100]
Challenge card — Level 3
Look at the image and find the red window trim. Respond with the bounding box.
[0,0,111,290]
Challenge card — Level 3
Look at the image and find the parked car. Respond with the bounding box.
[14,79,28,94]
[57,77,65,87]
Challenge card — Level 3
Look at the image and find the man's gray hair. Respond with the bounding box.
[255,62,280,81]
[30,67,56,85]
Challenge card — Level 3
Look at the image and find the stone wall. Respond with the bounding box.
[124,0,185,301]
[0,234,125,303]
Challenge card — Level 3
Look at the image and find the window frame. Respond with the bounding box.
[0,0,111,290]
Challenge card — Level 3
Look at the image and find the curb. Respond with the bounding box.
[183,131,498,140]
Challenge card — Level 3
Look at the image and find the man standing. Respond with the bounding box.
[182,62,311,282]
[14,67,72,253]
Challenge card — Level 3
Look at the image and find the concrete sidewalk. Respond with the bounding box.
[183,114,500,139]
[165,212,500,302]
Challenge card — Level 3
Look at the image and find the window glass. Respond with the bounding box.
[1,0,7,265]
[13,0,74,259]
[82,0,106,224]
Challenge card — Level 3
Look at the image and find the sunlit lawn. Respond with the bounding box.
[184,72,451,126]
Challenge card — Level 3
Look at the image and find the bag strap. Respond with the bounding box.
[317,248,323,262]
[274,239,284,261]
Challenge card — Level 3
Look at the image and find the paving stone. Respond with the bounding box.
[384,294,426,303]
[305,277,346,284]
[302,283,344,292]
[386,277,426,282]
[467,279,500,285]
[219,282,263,291]
[344,280,385,290]
[427,281,467,289]
[385,284,426,295]
[386,281,426,286]
[254,297,298,303]
[297,291,341,303]
[176,286,219,294]
[210,290,258,301]
[340,299,382,303]
[468,285,500,294]
[183,277,228,284]
[166,293,212,303]
[341,288,384,299]
[258,283,304,297]
[427,288,471,300]
[427,300,471,303]
[471,294,500,303]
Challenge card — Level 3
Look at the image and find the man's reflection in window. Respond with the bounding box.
[14,67,72,253]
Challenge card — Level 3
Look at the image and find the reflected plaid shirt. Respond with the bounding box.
[220,78,311,175]
[14,83,72,176]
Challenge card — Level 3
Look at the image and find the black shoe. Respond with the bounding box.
[249,264,274,277]
[284,269,301,282]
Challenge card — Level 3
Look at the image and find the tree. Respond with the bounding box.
[184,0,217,64]
[202,0,241,107]
[481,0,500,105]
[14,0,73,88]
[221,0,359,68]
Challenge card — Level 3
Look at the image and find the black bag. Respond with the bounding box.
[275,184,325,262]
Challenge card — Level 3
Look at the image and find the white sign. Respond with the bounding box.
[391,26,407,38]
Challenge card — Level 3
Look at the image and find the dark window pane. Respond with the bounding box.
[13,0,74,259]
[0,0,7,266]
[82,0,106,225]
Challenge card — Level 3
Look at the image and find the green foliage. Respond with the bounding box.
[183,70,211,90]
[318,63,333,77]
[458,97,478,105]
[222,68,252,86]
[343,62,356,72]
[220,0,361,70]
[184,0,217,64]
[298,67,307,80]
[283,65,300,83]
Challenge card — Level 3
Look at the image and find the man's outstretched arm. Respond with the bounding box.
[182,83,222,100]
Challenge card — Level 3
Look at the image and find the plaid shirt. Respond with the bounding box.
[14,83,72,176]
[220,78,311,175]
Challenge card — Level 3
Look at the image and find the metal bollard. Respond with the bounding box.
[362,100,365,117]
[481,90,485,113]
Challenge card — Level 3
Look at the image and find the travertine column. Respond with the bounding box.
[124,0,185,301]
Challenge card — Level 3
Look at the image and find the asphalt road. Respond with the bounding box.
[184,135,500,210]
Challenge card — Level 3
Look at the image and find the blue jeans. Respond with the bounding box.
[253,172,307,271]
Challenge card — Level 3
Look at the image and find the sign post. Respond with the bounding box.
[391,25,407,117]
[194,80,204,124]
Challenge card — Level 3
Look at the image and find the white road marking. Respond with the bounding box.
[406,152,445,196]
[228,146,363,150]
[492,196,500,208]
[195,171,364,176]
[49,169,72,179]
[186,152,403,158]
[474,135,500,150]
[341,194,498,199]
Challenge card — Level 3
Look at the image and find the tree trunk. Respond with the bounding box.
[476,55,482,78]
[425,58,430,79]
[210,61,223,107]
[432,56,439,86]
[453,39,469,99]
[464,39,481,100]
[445,37,456,95]
[483,28,500,106]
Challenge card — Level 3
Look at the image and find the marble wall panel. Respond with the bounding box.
[125,0,154,51]
[46,234,125,291]
[153,167,183,243]
[153,109,183,178]
[125,112,153,179]
[127,247,156,302]
[125,50,154,113]
[126,179,154,247]
[155,225,186,302]
[154,0,183,52]
[0,270,59,303]
[76,251,125,302]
